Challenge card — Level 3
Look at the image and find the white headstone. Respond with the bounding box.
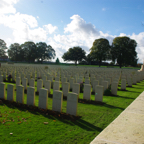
[39,88,48,109]
[72,83,80,97]
[63,82,70,97]
[121,79,126,90]
[27,87,35,106]
[127,77,132,87]
[16,85,24,104]
[7,84,14,101]
[92,80,99,92]
[0,75,3,82]
[53,81,60,91]
[70,78,74,90]
[83,84,91,100]
[45,80,51,94]
[52,90,63,112]
[102,81,108,92]
[37,79,43,92]
[22,78,27,90]
[16,77,21,87]
[29,78,35,87]
[85,79,90,84]
[0,83,5,99]
[95,85,104,102]
[111,82,118,95]
[66,92,78,116]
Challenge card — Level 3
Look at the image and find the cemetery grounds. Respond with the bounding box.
[0,64,143,144]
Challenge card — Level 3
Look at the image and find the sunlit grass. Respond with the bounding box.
[0,80,144,144]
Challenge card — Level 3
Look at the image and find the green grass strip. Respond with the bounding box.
[0,80,144,144]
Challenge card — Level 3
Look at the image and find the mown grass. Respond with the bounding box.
[0,80,144,144]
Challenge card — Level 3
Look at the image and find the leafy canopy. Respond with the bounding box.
[90,38,111,66]
[0,39,7,57]
[56,58,60,64]
[62,46,86,65]
[8,43,23,61]
[111,36,138,68]
[36,42,56,63]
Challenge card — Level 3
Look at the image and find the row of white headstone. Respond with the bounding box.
[0,75,106,101]
[0,83,79,116]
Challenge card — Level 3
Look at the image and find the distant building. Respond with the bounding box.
[0,56,9,61]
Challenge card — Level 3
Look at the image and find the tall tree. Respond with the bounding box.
[90,38,111,67]
[36,42,56,63]
[21,41,37,63]
[8,43,23,62]
[111,36,138,68]
[62,46,86,65]
[0,39,7,57]
[86,54,93,65]
[56,58,60,64]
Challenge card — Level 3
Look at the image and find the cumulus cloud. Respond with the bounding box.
[64,15,100,37]
[49,14,114,56]
[129,32,144,63]
[0,0,19,14]
[43,24,58,34]
[13,26,47,43]
[0,12,38,29]
[0,12,46,43]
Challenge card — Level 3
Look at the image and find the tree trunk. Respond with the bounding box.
[119,62,122,68]
[119,55,122,68]
[99,60,101,67]
[75,60,77,66]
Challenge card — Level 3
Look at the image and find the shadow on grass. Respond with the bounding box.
[102,103,124,110]
[123,90,141,93]
[131,87,144,89]
[74,119,103,132]
[105,95,135,99]
[0,99,104,132]
[77,98,125,110]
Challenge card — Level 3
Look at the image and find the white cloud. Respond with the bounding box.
[129,32,144,63]
[0,12,38,29]
[0,12,47,43]
[13,26,47,44]
[49,15,114,56]
[0,0,19,14]
[43,24,58,34]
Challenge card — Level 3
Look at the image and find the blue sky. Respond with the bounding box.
[0,0,144,63]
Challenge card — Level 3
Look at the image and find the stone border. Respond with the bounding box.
[90,91,144,144]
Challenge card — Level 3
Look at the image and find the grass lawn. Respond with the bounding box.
[0,80,144,144]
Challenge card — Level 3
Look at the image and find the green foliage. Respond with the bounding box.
[0,39,7,57]
[21,41,37,63]
[111,36,138,68]
[85,54,93,65]
[7,41,56,63]
[56,58,60,64]
[36,42,56,63]
[8,43,23,62]
[62,47,86,65]
[90,38,111,67]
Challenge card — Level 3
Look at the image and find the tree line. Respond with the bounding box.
[62,36,138,68]
[0,40,56,63]
[0,36,138,68]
